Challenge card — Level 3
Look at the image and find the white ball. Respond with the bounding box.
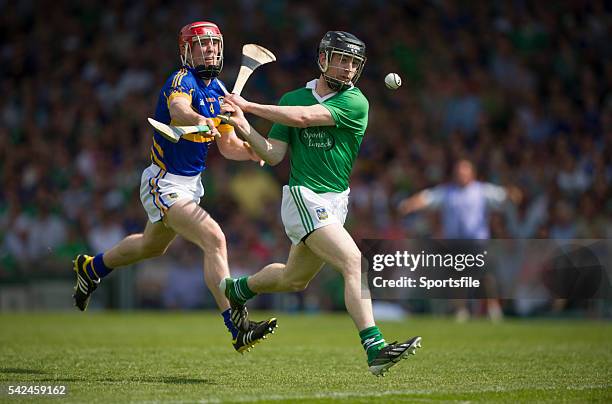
[384,73,402,90]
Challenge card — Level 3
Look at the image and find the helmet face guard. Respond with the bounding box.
[179,22,224,79]
[318,49,366,91]
[317,31,366,91]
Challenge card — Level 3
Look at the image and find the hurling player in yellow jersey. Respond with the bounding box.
[220,31,421,375]
[71,21,276,353]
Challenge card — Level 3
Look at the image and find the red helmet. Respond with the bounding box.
[178,21,224,79]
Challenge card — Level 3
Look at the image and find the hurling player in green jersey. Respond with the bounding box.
[219,31,421,375]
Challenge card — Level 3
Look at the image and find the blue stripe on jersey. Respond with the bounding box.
[152,68,228,176]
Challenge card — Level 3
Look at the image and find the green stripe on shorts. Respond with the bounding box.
[295,187,315,231]
[290,186,310,233]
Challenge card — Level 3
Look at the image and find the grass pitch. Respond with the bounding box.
[0,312,610,403]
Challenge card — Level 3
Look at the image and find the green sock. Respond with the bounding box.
[360,326,387,363]
[231,276,257,305]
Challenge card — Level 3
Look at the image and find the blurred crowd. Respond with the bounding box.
[1,1,610,311]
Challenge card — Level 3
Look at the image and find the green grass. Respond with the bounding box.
[0,312,610,403]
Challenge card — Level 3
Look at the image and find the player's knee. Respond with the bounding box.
[198,222,226,253]
[340,249,362,274]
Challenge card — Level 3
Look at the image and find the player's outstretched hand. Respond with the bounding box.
[220,101,243,119]
[220,100,249,135]
[225,94,250,112]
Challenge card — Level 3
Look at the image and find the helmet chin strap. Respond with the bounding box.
[322,74,351,91]
[195,65,220,80]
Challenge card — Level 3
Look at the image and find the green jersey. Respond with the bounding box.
[268,79,369,193]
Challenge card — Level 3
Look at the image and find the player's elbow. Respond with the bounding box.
[217,142,236,160]
[168,100,185,119]
[293,114,310,128]
[218,148,231,159]
[298,110,335,128]
[217,144,230,158]
[291,107,322,128]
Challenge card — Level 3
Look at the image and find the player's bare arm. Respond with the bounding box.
[225,94,335,128]
[220,101,287,166]
[169,96,220,137]
[216,127,263,164]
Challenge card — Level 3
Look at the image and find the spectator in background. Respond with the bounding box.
[229,165,281,219]
[398,160,520,240]
[398,159,521,321]
[86,208,126,254]
[163,241,207,310]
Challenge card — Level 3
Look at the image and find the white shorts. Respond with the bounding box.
[140,164,204,223]
[281,185,349,244]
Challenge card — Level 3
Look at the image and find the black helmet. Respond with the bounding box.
[317,31,366,91]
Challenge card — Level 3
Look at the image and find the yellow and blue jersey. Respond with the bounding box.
[151,67,231,176]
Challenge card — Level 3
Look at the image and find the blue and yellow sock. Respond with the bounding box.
[222,309,239,339]
[85,253,114,280]
[360,325,387,363]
